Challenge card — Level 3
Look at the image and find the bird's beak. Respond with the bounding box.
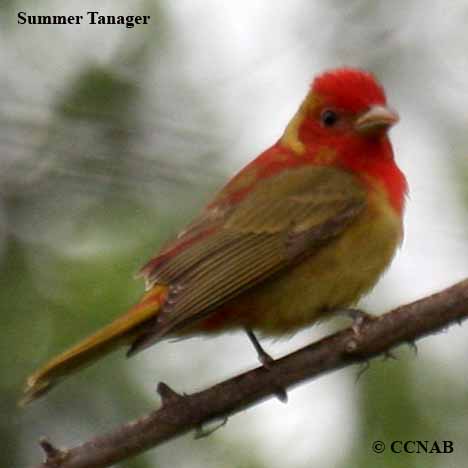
[355,105,399,134]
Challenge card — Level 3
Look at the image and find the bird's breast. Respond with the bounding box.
[197,185,403,335]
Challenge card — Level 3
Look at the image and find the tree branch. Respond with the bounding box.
[33,278,468,468]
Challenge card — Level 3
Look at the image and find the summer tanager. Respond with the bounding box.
[22,68,407,404]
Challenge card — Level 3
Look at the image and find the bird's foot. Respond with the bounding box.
[245,328,288,403]
[338,308,376,336]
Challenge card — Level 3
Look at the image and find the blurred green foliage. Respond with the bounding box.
[2,3,223,467]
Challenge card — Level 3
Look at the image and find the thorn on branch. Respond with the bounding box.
[354,361,371,382]
[157,382,183,406]
[194,417,228,439]
[39,437,68,466]
[273,385,288,403]
[406,340,418,355]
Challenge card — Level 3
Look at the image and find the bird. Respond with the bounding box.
[21,67,407,405]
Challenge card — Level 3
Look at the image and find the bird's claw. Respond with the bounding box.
[338,308,375,335]
[245,328,288,403]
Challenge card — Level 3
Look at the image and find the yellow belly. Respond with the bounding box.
[204,188,402,334]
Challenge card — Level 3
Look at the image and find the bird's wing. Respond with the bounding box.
[130,165,366,354]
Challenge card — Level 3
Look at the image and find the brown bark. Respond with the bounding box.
[33,278,468,468]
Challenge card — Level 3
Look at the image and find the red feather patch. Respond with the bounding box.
[312,68,386,113]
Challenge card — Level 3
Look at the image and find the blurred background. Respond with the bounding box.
[2,1,468,467]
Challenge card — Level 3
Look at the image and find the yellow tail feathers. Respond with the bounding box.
[20,285,167,406]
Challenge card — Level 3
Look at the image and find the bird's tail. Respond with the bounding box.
[20,285,168,406]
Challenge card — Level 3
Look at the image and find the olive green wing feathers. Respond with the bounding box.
[130,165,366,354]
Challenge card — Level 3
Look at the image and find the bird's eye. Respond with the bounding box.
[320,109,339,127]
